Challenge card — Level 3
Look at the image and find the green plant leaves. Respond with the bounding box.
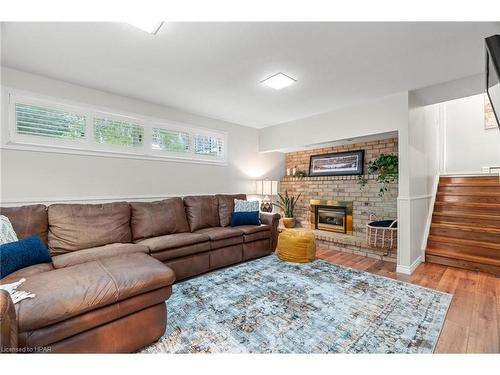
[358,153,398,196]
[273,190,301,218]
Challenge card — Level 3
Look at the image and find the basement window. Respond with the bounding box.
[4,90,228,165]
[194,134,224,157]
[94,117,144,148]
[15,103,86,140]
[152,128,190,153]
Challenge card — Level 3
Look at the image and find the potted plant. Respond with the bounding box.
[358,153,398,196]
[274,191,301,228]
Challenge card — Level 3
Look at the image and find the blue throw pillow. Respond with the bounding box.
[230,211,260,227]
[0,235,52,278]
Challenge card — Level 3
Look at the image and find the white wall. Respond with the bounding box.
[0,68,285,204]
[444,94,500,174]
[259,92,409,152]
[397,98,441,273]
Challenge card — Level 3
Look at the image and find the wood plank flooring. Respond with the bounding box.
[316,247,500,353]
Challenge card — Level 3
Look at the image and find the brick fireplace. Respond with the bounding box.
[280,137,398,262]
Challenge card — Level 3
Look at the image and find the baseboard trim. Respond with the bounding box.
[396,255,422,275]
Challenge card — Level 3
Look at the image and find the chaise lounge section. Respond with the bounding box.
[0,194,280,353]
[0,203,176,353]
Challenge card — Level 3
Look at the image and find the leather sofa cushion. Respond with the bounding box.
[216,194,246,227]
[244,230,271,243]
[194,226,243,241]
[0,204,48,245]
[18,287,171,348]
[183,195,219,231]
[52,243,149,269]
[234,224,271,242]
[130,198,190,240]
[209,236,243,250]
[14,253,175,333]
[233,224,270,235]
[48,202,131,255]
[151,242,211,262]
[135,232,209,252]
[0,262,54,285]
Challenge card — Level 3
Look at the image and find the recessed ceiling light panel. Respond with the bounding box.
[128,21,164,35]
[261,72,296,90]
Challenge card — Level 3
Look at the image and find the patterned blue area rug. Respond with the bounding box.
[142,255,452,353]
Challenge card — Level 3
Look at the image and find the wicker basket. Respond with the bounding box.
[366,214,397,251]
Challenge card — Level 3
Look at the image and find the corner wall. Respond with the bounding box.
[397,97,441,273]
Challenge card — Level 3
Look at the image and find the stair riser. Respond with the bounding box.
[432,215,500,227]
[438,186,500,193]
[427,241,500,259]
[436,195,500,204]
[425,254,500,277]
[430,227,500,243]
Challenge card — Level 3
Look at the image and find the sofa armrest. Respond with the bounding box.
[260,212,281,251]
[0,290,18,353]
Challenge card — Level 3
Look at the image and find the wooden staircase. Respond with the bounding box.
[426,175,500,276]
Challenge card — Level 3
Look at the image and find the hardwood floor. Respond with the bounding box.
[316,247,500,353]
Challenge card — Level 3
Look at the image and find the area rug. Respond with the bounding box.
[141,255,452,353]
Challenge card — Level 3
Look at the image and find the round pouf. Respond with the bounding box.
[276,230,316,263]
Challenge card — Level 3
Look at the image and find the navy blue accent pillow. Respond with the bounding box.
[0,235,52,278]
[230,211,261,227]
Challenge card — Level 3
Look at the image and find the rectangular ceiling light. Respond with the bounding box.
[128,21,164,35]
[261,72,296,90]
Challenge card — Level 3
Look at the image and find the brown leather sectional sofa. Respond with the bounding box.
[0,194,280,353]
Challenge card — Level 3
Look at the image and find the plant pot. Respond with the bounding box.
[282,217,296,228]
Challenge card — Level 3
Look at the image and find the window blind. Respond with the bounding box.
[152,128,190,152]
[15,103,86,139]
[94,117,144,147]
[193,134,224,157]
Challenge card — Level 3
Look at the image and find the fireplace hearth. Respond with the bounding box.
[311,200,353,235]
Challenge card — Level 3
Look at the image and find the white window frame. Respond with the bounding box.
[2,88,228,165]
[7,92,89,150]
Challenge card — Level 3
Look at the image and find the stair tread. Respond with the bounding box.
[440,176,499,181]
[426,247,500,266]
[436,191,500,196]
[427,235,500,250]
[439,181,500,186]
[434,201,500,209]
[433,211,500,220]
[431,222,500,233]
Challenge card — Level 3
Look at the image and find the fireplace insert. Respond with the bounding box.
[315,205,348,233]
[310,200,353,234]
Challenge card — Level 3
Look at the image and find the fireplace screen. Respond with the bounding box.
[314,205,348,233]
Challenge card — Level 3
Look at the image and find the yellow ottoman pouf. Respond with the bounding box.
[276,229,316,263]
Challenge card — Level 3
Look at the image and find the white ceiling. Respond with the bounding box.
[2,22,500,128]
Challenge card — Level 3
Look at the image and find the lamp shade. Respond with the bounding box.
[255,179,278,195]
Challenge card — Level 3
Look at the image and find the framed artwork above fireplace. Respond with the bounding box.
[308,150,364,177]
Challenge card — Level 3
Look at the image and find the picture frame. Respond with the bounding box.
[485,95,498,129]
[485,35,500,130]
[308,150,364,177]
